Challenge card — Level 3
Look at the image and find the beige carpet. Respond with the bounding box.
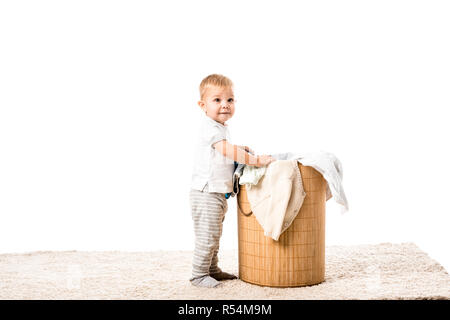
[0,242,449,300]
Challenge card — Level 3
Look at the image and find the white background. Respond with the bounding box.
[1,1,449,272]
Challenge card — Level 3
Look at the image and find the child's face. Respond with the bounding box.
[198,85,235,125]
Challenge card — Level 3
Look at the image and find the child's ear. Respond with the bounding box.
[198,100,206,112]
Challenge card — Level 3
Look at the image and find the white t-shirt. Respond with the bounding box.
[191,114,235,193]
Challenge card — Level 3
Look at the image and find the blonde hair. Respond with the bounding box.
[199,74,234,100]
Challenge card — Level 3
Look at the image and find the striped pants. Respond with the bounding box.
[189,186,228,280]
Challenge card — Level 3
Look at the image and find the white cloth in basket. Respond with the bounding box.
[271,150,349,214]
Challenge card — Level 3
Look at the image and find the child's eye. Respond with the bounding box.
[214,98,220,102]
[228,98,234,102]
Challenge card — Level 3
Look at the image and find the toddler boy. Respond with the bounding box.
[190,74,274,287]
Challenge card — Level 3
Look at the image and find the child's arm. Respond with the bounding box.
[236,145,255,155]
[213,140,274,166]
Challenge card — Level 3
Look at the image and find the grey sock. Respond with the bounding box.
[190,275,221,288]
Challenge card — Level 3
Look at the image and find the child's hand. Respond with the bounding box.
[256,155,275,167]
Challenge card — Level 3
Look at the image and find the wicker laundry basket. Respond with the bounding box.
[237,163,326,287]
